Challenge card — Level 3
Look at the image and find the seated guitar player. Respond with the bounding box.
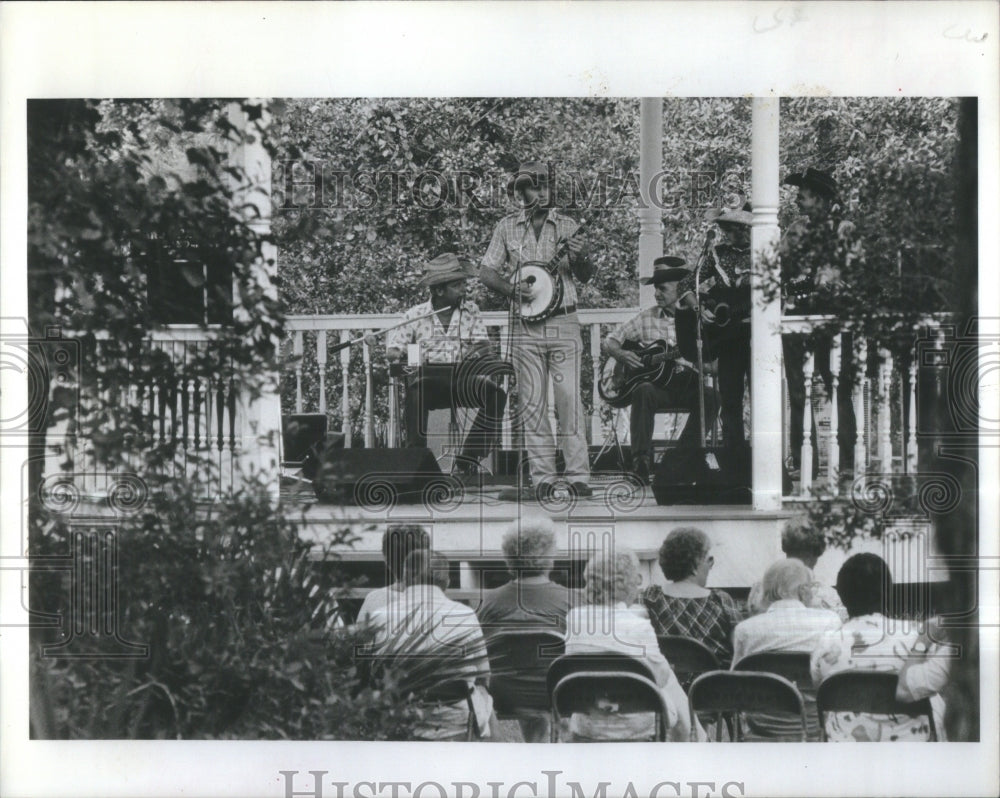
[603,258,718,483]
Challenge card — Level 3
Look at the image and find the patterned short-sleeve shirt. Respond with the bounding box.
[385,299,488,364]
[482,209,581,308]
[810,613,946,741]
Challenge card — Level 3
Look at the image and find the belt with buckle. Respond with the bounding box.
[549,304,577,318]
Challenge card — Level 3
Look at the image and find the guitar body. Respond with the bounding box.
[513,261,564,322]
[598,339,677,408]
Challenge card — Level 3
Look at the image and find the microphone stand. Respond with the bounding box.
[693,230,720,471]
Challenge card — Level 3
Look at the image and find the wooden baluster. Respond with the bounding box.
[800,350,815,493]
[907,345,918,474]
[879,346,893,472]
[363,332,374,448]
[340,330,352,448]
[317,330,328,414]
[854,337,868,476]
[828,333,841,494]
[590,322,602,444]
[293,331,304,414]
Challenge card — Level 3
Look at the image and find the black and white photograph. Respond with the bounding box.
[1,3,997,798]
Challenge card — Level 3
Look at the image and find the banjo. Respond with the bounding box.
[512,217,590,322]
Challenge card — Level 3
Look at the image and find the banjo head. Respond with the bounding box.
[514,263,561,321]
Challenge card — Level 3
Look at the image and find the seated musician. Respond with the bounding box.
[386,252,507,481]
[603,258,717,483]
[676,207,752,455]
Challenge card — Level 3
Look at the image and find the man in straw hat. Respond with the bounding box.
[604,257,718,483]
[387,253,506,479]
[480,161,595,499]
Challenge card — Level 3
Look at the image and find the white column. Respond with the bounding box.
[854,336,868,475]
[828,333,841,494]
[227,101,281,491]
[750,97,783,510]
[638,98,663,309]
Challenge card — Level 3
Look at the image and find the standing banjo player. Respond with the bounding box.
[479,161,595,500]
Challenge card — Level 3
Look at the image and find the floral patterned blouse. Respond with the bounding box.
[810,613,946,741]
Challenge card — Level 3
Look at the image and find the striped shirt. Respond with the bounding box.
[482,209,581,308]
[386,299,488,364]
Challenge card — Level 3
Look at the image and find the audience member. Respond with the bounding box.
[810,553,947,741]
[356,525,430,624]
[748,518,845,619]
[477,515,582,742]
[732,559,842,740]
[642,528,743,667]
[369,549,493,740]
[564,548,702,742]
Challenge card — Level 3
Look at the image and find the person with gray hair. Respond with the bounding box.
[731,558,841,741]
[356,524,431,624]
[564,548,702,741]
[476,515,582,742]
[747,517,845,618]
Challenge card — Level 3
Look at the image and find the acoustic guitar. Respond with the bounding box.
[598,338,684,408]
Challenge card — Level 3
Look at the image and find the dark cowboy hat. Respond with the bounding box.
[418,252,477,286]
[640,256,689,285]
[511,161,553,191]
[783,167,838,200]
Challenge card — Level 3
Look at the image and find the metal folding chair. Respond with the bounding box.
[816,670,938,742]
[546,653,667,742]
[688,670,808,742]
[733,651,818,740]
[485,630,565,719]
[656,635,721,691]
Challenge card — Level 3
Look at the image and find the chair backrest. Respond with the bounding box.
[551,672,671,742]
[657,635,721,681]
[546,652,657,701]
[733,651,812,686]
[815,670,937,741]
[688,670,807,742]
[485,630,566,713]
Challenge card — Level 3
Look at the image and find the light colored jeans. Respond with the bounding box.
[510,312,590,484]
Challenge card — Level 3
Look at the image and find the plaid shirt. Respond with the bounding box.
[386,299,488,364]
[641,586,744,667]
[606,306,692,369]
[482,209,580,308]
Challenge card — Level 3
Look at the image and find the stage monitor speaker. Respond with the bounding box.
[313,447,448,505]
[651,445,752,505]
[282,413,332,471]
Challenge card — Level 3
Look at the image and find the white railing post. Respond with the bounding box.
[293,331,304,413]
[363,335,374,448]
[340,331,352,448]
[828,332,841,494]
[316,330,327,414]
[854,337,868,475]
[750,96,783,510]
[878,346,894,472]
[800,350,815,493]
[907,344,918,474]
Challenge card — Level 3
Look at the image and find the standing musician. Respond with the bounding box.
[479,161,595,499]
[386,253,507,481]
[604,258,718,483]
[677,207,753,455]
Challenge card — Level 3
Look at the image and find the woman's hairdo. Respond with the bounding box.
[501,515,556,576]
[584,548,641,606]
[836,553,893,618]
[781,517,827,559]
[657,527,710,582]
[382,525,430,582]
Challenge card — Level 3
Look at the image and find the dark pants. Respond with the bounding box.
[405,363,507,462]
[717,326,752,449]
[630,369,718,460]
[784,332,857,474]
